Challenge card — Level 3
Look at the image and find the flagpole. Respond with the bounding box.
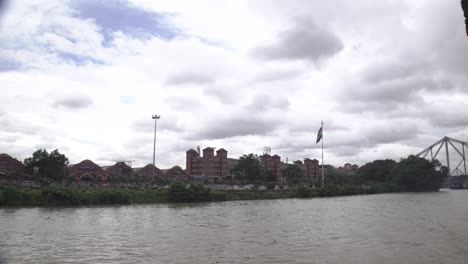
[321,120,324,185]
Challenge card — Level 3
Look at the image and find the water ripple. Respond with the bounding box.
[1,190,468,263]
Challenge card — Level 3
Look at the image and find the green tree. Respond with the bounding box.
[167,182,210,203]
[391,155,447,191]
[357,159,397,183]
[326,170,357,185]
[282,164,304,185]
[231,154,262,184]
[24,149,69,181]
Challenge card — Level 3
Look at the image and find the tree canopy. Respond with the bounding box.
[282,164,304,185]
[391,155,447,191]
[230,154,274,183]
[358,159,397,183]
[24,149,69,180]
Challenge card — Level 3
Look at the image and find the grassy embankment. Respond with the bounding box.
[0,182,403,207]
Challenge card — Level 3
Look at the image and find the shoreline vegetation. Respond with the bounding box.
[0,154,449,207]
[0,182,421,207]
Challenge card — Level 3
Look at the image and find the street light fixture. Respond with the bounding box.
[152,115,161,176]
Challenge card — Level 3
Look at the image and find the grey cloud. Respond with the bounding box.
[288,119,348,133]
[190,115,280,140]
[165,72,214,86]
[253,69,303,83]
[252,18,343,62]
[365,124,421,145]
[0,118,40,134]
[132,117,183,133]
[426,103,468,128]
[53,95,93,109]
[246,94,289,112]
[0,0,10,17]
[335,101,400,115]
[338,77,453,115]
[363,60,432,84]
[329,146,365,157]
[166,96,202,110]
[203,86,237,104]
[358,78,452,102]
[275,120,421,158]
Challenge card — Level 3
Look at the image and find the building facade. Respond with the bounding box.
[163,166,189,180]
[336,163,359,176]
[260,154,284,181]
[186,147,236,182]
[302,158,320,182]
[105,162,134,178]
[0,154,26,179]
[135,164,163,178]
[68,159,107,181]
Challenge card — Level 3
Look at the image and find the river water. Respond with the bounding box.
[1,189,468,264]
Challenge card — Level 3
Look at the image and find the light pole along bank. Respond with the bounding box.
[152,115,161,176]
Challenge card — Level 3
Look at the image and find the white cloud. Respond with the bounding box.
[0,0,467,170]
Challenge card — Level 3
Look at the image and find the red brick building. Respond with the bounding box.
[337,163,359,176]
[0,153,26,179]
[303,158,320,182]
[164,166,189,180]
[105,162,134,178]
[260,154,284,181]
[68,159,107,181]
[186,147,236,182]
[135,164,163,178]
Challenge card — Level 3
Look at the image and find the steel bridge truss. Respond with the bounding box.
[416,136,468,176]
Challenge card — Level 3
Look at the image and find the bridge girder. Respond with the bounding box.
[416,136,468,176]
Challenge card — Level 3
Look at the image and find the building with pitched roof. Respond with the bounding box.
[0,153,26,179]
[68,159,107,182]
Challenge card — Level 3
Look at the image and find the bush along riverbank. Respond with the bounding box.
[0,186,167,206]
[0,182,405,207]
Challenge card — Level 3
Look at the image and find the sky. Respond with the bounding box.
[0,0,467,169]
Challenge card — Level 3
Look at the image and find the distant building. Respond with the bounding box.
[135,164,163,178]
[163,166,189,180]
[68,159,106,182]
[336,163,359,176]
[260,154,283,181]
[105,162,134,178]
[303,158,320,182]
[0,153,26,179]
[186,147,237,183]
[288,158,321,183]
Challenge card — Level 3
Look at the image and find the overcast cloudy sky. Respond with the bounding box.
[0,0,467,169]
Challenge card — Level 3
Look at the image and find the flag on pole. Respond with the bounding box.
[316,126,323,144]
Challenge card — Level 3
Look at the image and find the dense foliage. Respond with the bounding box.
[0,152,450,206]
[0,186,167,206]
[295,183,401,198]
[282,164,305,185]
[230,154,273,183]
[24,149,69,180]
[167,182,211,203]
[358,159,397,183]
[391,155,448,191]
[356,156,447,191]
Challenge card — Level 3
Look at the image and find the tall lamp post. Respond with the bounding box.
[152,115,161,176]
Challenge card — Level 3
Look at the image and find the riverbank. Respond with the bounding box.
[0,183,408,207]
